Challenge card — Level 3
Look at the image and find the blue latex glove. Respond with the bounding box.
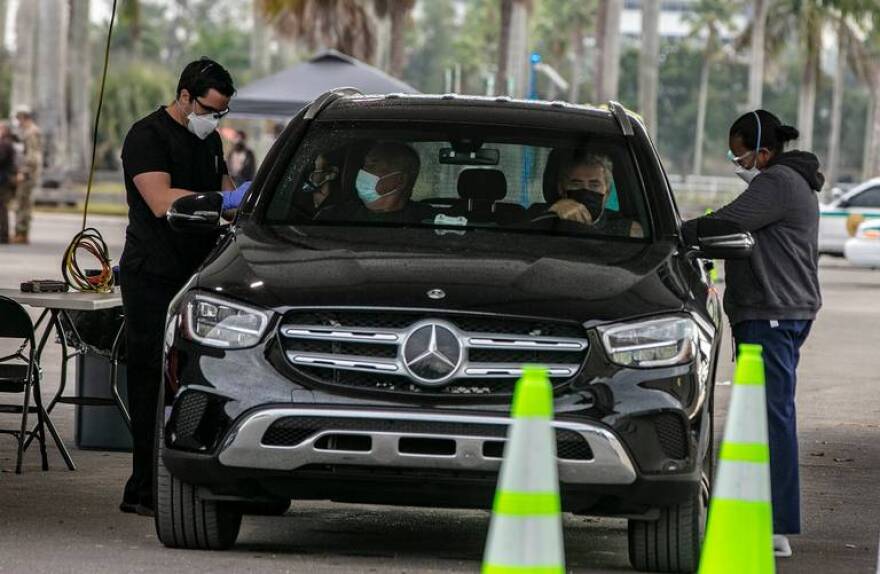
[222,181,251,210]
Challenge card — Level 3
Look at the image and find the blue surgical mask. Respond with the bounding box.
[356,169,402,206]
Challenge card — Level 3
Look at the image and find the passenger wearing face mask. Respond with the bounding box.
[682,110,823,558]
[539,150,642,237]
[317,142,430,223]
[117,58,247,518]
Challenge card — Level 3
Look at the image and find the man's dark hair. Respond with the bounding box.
[370,142,421,193]
[730,109,799,155]
[176,58,235,99]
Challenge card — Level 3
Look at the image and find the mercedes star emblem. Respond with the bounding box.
[427,288,446,300]
[402,322,463,385]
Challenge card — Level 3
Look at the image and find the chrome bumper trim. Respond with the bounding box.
[217,408,637,485]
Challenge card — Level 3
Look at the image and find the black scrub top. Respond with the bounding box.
[120,106,227,283]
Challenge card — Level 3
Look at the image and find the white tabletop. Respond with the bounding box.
[0,288,123,311]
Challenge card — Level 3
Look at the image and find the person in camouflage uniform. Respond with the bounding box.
[0,123,17,243]
[13,106,42,244]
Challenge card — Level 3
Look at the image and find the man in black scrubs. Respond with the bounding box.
[119,58,246,516]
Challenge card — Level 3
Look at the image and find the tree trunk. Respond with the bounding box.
[0,0,7,56]
[826,26,846,187]
[595,0,622,102]
[389,5,408,78]
[496,0,513,95]
[507,0,530,98]
[68,0,91,177]
[638,0,660,137]
[748,0,769,109]
[693,31,714,177]
[569,23,585,103]
[11,0,38,112]
[36,0,69,172]
[869,71,880,178]
[797,23,820,151]
[250,0,271,77]
[863,92,875,181]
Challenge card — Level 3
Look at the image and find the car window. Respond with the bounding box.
[847,187,880,208]
[264,121,651,240]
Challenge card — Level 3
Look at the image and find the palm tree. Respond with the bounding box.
[845,17,880,179]
[68,0,91,175]
[826,22,847,186]
[36,0,69,171]
[683,0,737,175]
[594,0,622,102]
[501,0,532,97]
[747,0,770,108]
[11,0,37,113]
[257,0,381,64]
[374,0,417,78]
[251,0,272,78]
[496,0,513,95]
[534,0,595,102]
[638,0,660,136]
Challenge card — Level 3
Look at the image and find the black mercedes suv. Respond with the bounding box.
[157,91,753,572]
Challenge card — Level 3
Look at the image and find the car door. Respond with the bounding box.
[820,185,880,254]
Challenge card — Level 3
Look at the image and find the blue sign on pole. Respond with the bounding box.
[521,52,542,206]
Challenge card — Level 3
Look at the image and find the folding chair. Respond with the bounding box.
[0,295,49,473]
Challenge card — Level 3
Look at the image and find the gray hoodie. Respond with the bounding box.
[683,151,823,326]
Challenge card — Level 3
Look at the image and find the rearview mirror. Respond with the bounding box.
[167,192,222,234]
[439,148,500,166]
[694,232,755,260]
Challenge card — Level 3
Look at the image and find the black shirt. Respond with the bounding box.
[120,107,227,282]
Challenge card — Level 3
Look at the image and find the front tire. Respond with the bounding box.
[154,410,242,550]
[627,482,708,573]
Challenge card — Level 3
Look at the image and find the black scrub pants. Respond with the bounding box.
[120,269,183,508]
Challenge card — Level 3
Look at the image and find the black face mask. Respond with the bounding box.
[565,189,605,220]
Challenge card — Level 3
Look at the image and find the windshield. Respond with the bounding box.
[264,122,651,240]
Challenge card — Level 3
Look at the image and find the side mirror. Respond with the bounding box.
[693,232,755,260]
[167,193,222,234]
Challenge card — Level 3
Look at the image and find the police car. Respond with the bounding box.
[844,219,880,268]
[819,178,880,255]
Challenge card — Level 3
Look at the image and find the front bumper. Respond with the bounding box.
[214,407,637,485]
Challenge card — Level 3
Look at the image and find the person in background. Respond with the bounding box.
[226,130,256,186]
[682,110,822,558]
[316,141,429,223]
[11,106,42,245]
[118,58,247,517]
[0,123,18,244]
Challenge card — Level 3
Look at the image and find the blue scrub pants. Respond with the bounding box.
[732,319,812,535]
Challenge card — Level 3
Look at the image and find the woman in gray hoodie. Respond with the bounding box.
[683,110,823,559]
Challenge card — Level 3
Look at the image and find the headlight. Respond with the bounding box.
[181,293,270,349]
[598,316,697,367]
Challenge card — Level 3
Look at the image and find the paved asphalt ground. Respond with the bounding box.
[0,213,878,573]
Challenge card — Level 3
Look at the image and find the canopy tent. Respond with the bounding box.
[230,50,420,119]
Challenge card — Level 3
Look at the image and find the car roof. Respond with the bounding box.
[842,177,880,200]
[314,93,636,137]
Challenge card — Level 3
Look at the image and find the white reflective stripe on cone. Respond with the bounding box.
[713,459,772,503]
[723,385,768,443]
[484,515,564,568]
[497,418,559,493]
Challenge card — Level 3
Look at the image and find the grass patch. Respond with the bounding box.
[36,203,128,216]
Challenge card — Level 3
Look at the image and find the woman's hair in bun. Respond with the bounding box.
[730,109,798,155]
[775,124,800,143]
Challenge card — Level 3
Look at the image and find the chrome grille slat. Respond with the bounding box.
[462,365,580,378]
[279,311,589,395]
[281,325,403,344]
[287,352,401,373]
[466,335,587,351]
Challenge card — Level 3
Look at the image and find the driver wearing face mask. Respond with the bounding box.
[544,151,643,237]
[317,141,430,223]
[117,58,246,518]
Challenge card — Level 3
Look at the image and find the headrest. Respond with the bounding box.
[457,169,507,201]
[542,149,564,204]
